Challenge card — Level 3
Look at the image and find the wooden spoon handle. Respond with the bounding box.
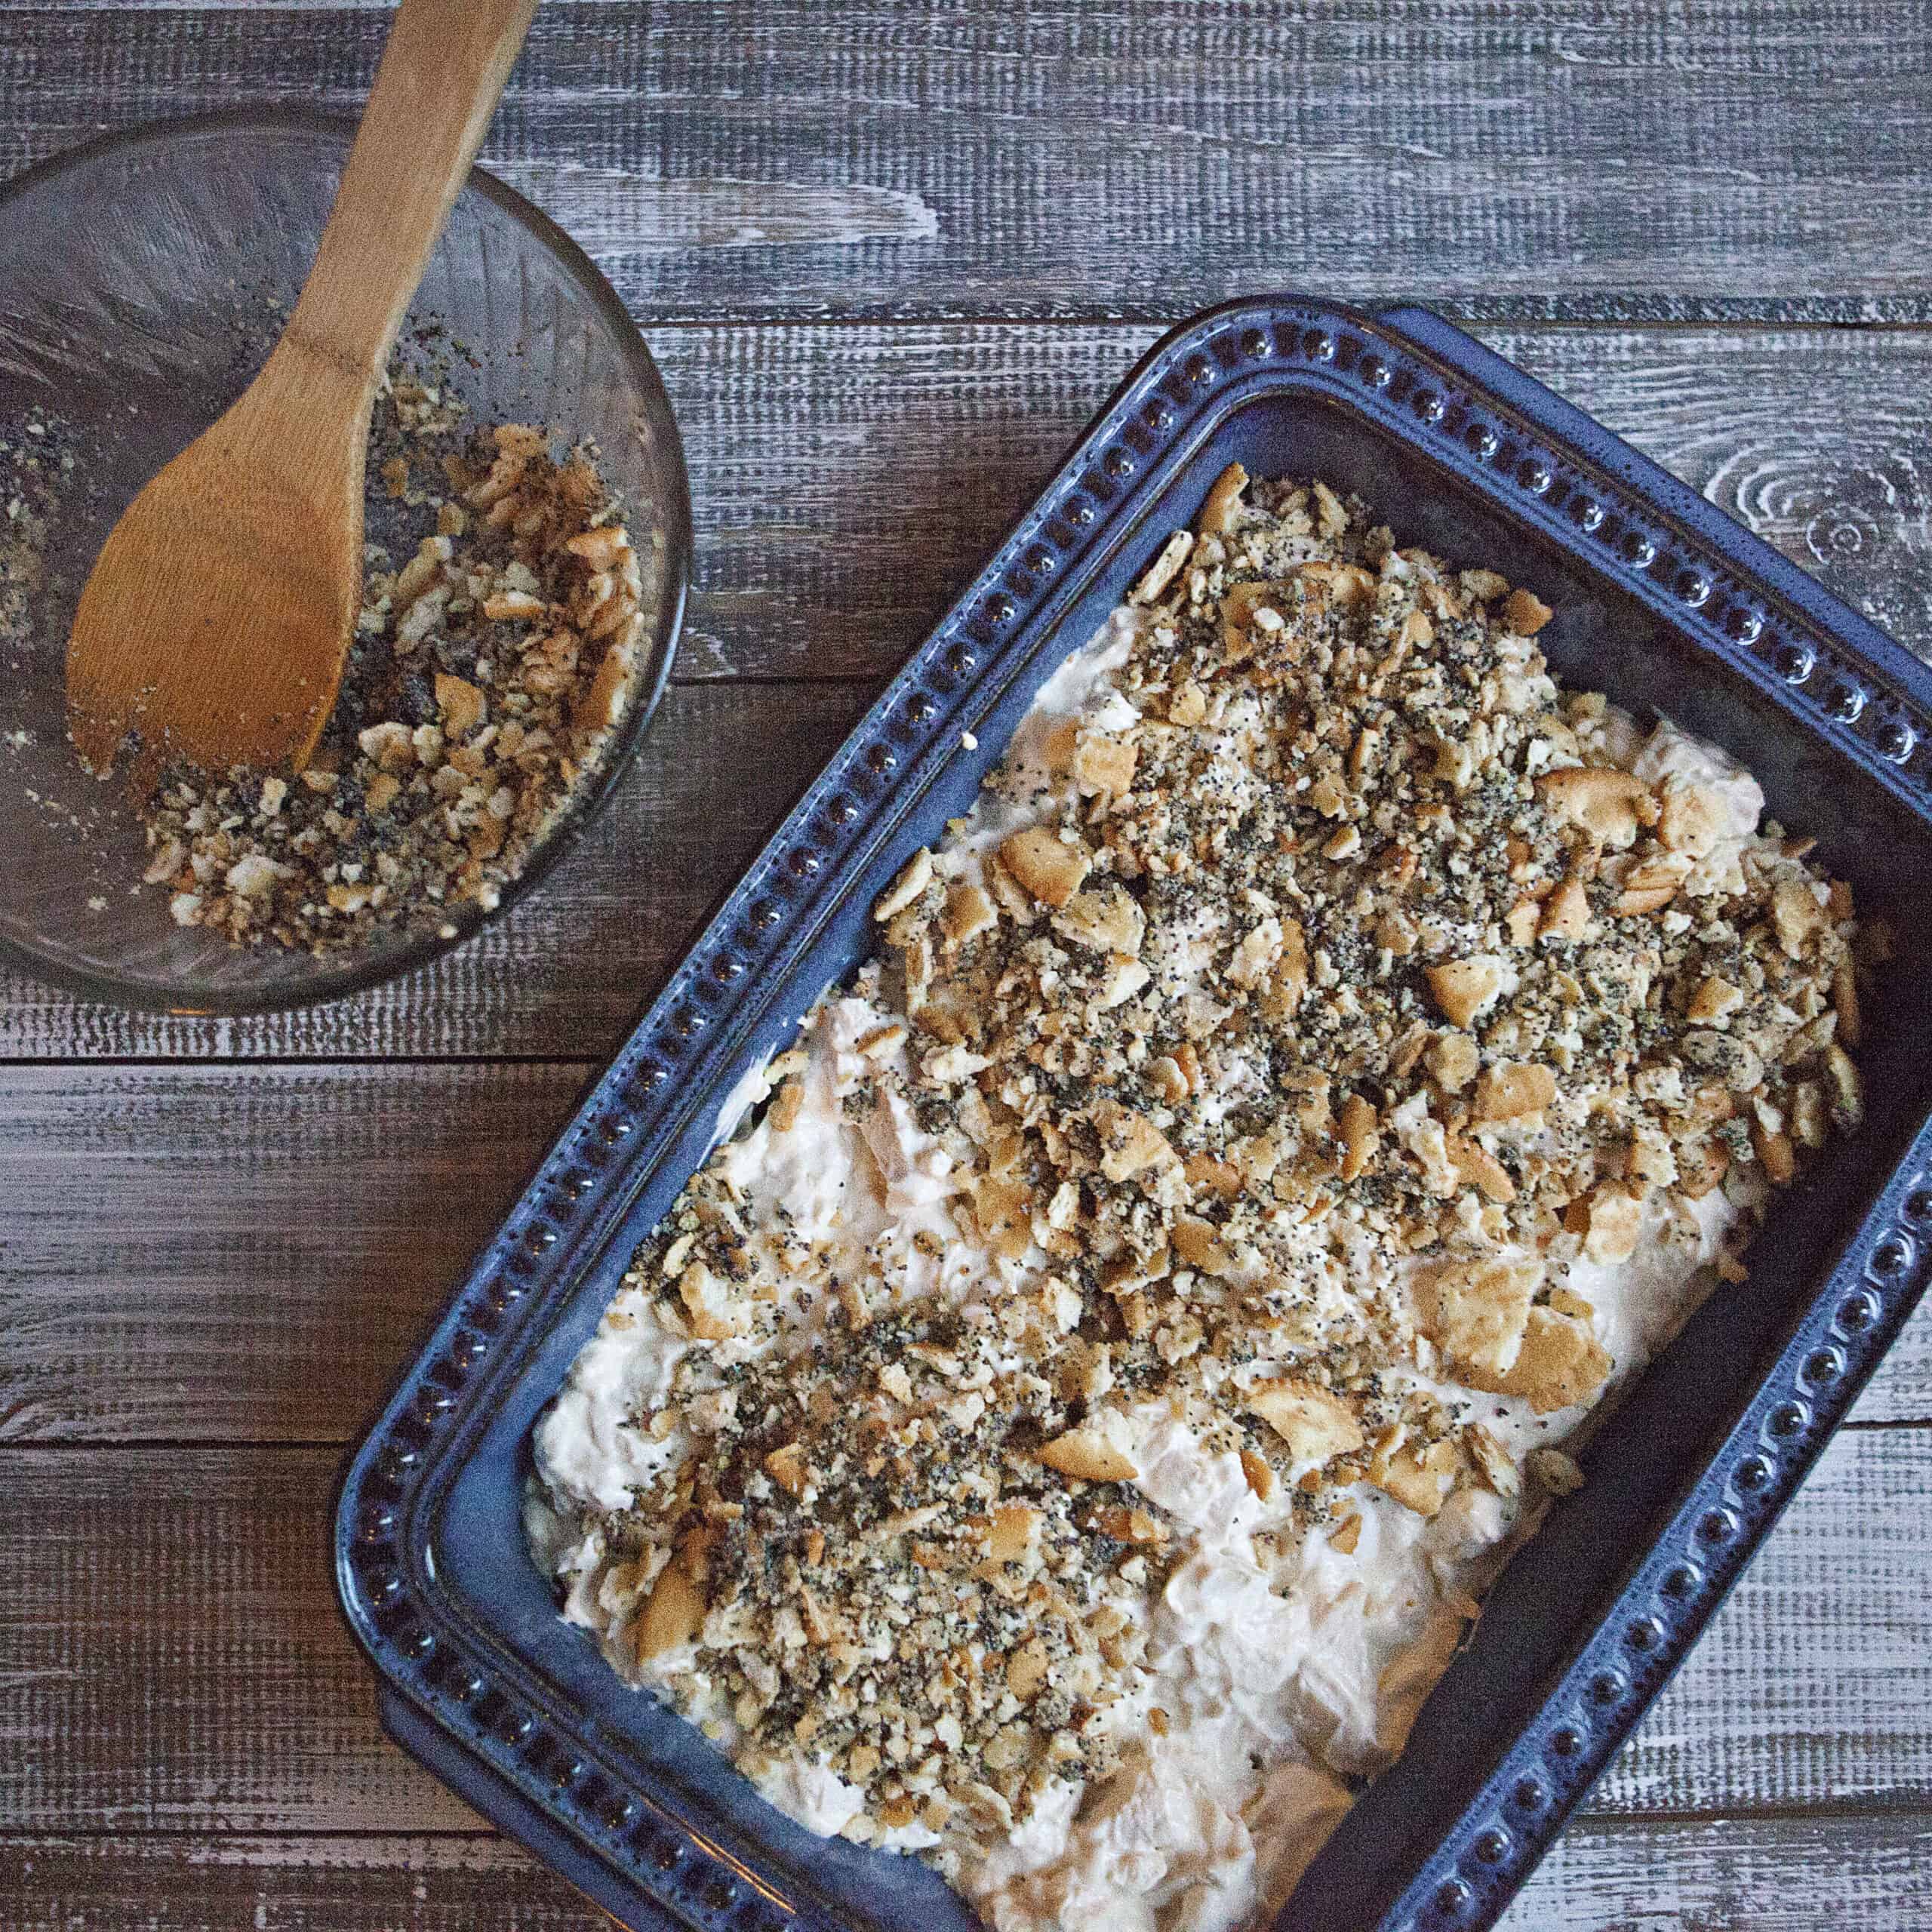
[282,0,540,395]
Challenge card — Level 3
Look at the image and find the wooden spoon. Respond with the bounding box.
[66,0,540,782]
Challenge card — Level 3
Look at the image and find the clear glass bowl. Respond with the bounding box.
[0,110,691,1014]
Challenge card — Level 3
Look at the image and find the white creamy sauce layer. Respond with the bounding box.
[530,605,1769,1932]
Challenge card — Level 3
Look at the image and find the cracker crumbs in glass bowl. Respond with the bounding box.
[0,112,690,1015]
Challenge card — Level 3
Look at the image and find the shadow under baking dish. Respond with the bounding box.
[339,299,1932,1932]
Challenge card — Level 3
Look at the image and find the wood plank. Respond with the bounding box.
[1,1431,1928,1832]
[1500,1810,1932,1930]
[0,1446,477,1833]
[5,321,1932,1063]
[0,1060,592,1444]
[4,1059,1930,1444]
[660,320,1932,684]
[0,4,1928,322]
[5,1809,1932,1932]
[0,1836,597,1932]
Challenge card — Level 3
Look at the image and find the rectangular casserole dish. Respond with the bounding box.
[335,296,1932,1932]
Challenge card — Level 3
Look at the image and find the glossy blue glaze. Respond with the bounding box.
[336,298,1932,1932]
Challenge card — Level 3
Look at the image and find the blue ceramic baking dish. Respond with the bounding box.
[336,297,1932,1932]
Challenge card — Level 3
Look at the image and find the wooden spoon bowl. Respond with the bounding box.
[0,112,691,1014]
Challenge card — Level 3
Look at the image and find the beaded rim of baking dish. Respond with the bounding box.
[335,296,1932,1932]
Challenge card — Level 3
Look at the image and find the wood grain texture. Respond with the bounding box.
[0,1061,588,1443]
[7,1810,1932,1932]
[3,322,1930,1063]
[0,1431,1927,1833]
[1,4,1930,322]
[4,1059,1930,1444]
[0,1446,476,1833]
[1498,1810,1932,1930]
[0,1835,589,1932]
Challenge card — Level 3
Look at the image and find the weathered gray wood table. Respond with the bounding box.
[4,5,1931,1927]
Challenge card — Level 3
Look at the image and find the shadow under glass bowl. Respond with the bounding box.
[0,109,691,1016]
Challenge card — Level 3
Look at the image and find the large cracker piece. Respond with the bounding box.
[1496,1308,1614,1414]
[1417,1257,1543,1383]
[1247,1377,1366,1466]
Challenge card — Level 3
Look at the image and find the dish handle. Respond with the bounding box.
[1364,299,1927,690]
[1370,301,1648,467]
[378,1687,690,1930]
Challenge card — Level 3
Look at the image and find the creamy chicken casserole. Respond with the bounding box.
[529,467,1865,1932]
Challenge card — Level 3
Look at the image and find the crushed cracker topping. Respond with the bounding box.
[537,468,1864,1902]
[135,374,660,953]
